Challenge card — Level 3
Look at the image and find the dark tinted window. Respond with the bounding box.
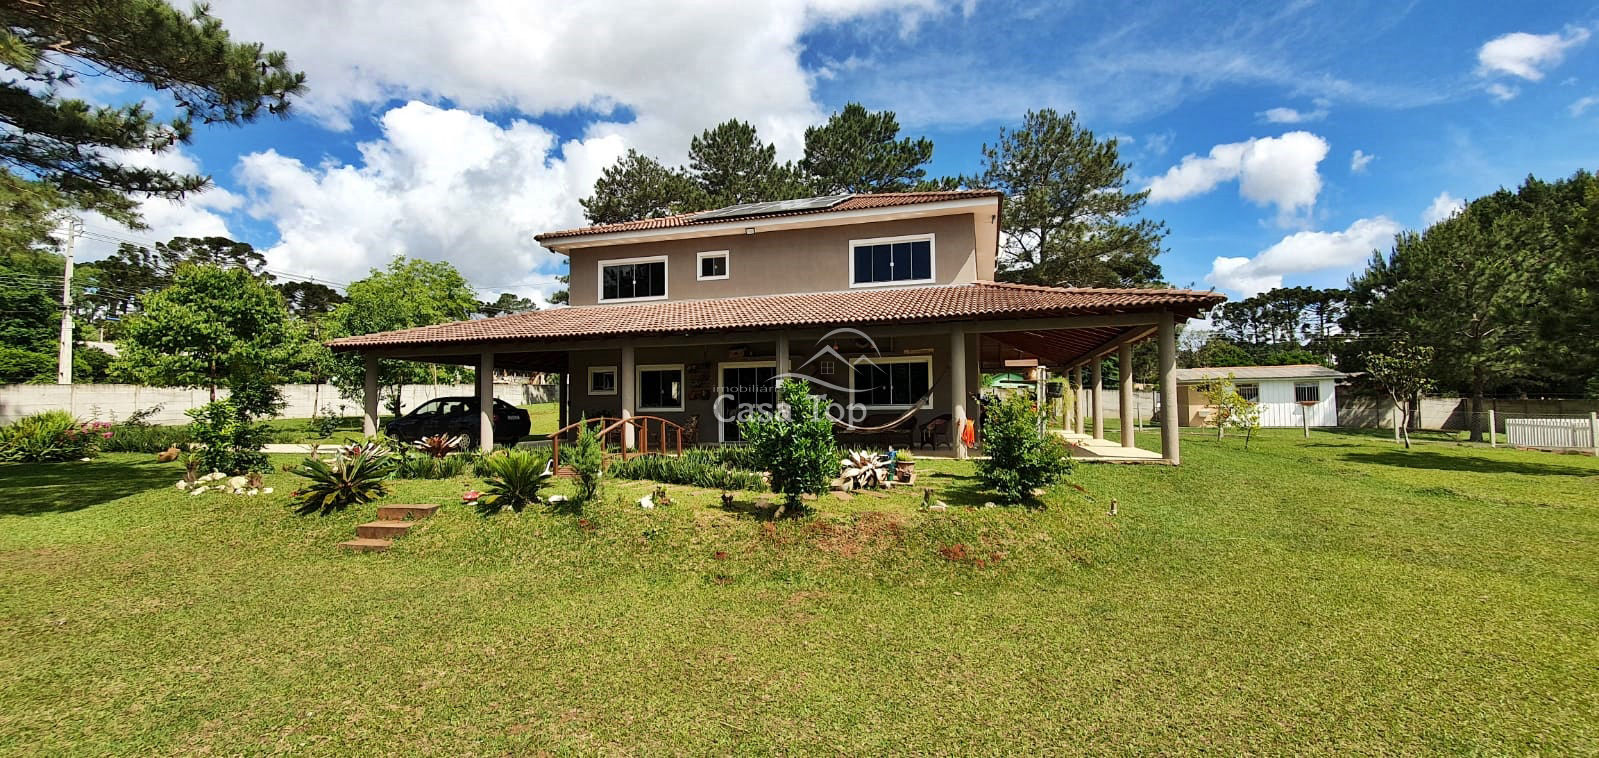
[853,239,932,284]
[601,260,666,300]
[639,367,683,409]
[700,254,727,278]
[855,360,931,406]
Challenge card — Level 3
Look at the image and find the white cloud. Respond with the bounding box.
[210,0,949,160]
[1485,82,1520,102]
[1206,216,1402,296]
[1145,131,1330,225]
[1421,191,1464,227]
[1570,95,1599,116]
[1477,28,1591,81]
[1349,149,1374,174]
[236,102,618,303]
[76,148,240,261]
[1259,105,1328,124]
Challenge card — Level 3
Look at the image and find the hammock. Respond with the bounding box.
[836,370,947,433]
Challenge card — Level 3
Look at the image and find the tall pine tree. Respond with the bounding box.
[800,103,934,194]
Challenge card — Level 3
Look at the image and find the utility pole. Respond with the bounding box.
[56,218,82,385]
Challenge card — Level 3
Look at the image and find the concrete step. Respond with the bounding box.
[338,537,392,553]
[356,520,414,539]
[375,504,440,520]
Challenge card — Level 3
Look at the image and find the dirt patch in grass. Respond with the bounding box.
[805,511,906,558]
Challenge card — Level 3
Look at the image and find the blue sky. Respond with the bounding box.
[75,0,1599,304]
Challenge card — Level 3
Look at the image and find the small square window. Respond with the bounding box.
[588,366,617,396]
[697,251,729,281]
[818,359,834,376]
[1236,383,1259,402]
[638,365,684,411]
[1294,382,1321,403]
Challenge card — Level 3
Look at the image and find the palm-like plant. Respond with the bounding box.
[840,450,893,490]
[477,449,554,514]
[413,434,466,458]
[288,449,395,515]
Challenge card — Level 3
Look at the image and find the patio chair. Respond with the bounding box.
[918,413,952,449]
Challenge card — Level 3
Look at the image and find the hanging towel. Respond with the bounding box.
[961,419,977,448]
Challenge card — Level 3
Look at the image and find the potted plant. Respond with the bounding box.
[894,449,915,483]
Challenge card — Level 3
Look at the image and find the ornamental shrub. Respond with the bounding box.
[977,392,1072,503]
[185,399,271,475]
[606,450,765,491]
[567,417,605,503]
[737,379,837,514]
[0,411,108,462]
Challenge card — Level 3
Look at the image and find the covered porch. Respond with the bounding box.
[327,282,1223,465]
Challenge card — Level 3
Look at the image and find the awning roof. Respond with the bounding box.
[327,281,1225,354]
[1173,364,1346,383]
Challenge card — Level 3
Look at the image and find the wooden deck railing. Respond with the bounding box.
[550,415,686,468]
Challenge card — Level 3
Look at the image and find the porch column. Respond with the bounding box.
[556,370,568,433]
[619,343,636,451]
[362,353,379,436]
[950,326,968,459]
[775,332,791,378]
[1091,359,1105,440]
[1158,310,1180,464]
[1119,341,1136,449]
[477,351,495,452]
[1074,365,1085,435]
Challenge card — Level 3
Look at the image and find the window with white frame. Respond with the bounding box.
[697,250,729,280]
[599,256,667,302]
[1294,382,1321,403]
[851,356,932,408]
[1235,383,1259,402]
[637,364,684,411]
[850,234,934,286]
[588,366,617,395]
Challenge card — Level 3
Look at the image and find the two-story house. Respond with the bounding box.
[328,191,1223,462]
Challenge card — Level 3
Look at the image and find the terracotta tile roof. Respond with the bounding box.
[328,281,1225,351]
[534,190,1002,242]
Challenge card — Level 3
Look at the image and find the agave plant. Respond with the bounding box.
[477,449,554,514]
[413,434,466,459]
[841,450,894,490]
[288,449,395,515]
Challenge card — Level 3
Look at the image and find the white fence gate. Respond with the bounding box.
[1504,417,1596,449]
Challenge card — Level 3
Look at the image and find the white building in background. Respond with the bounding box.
[1173,365,1346,428]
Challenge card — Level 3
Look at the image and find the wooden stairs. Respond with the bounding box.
[339,504,440,552]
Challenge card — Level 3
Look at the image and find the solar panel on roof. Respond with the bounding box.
[692,194,852,221]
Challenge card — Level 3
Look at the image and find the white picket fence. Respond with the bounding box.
[1504,417,1597,449]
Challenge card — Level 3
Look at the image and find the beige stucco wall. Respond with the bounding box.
[563,330,978,444]
[565,212,994,307]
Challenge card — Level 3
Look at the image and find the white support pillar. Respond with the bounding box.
[1091,360,1105,441]
[1590,411,1598,458]
[477,351,495,452]
[950,326,968,459]
[619,343,636,451]
[1487,409,1495,447]
[362,353,379,436]
[1074,365,1086,435]
[1119,342,1136,449]
[1158,311,1179,465]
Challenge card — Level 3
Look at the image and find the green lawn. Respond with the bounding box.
[1,429,1595,753]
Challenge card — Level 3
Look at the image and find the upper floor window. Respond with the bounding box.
[697,250,729,281]
[599,256,667,302]
[850,234,934,287]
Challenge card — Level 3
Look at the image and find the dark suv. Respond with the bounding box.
[384,397,531,445]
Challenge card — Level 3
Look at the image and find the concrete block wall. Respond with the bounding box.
[0,383,559,425]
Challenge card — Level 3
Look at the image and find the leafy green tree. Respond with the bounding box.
[0,173,69,255]
[326,257,477,416]
[800,103,934,194]
[738,379,837,515]
[478,292,537,317]
[0,1,305,223]
[113,265,296,414]
[580,150,708,225]
[976,392,1073,503]
[688,119,802,207]
[79,236,271,326]
[1192,337,1253,368]
[1345,187,1555,441]
[1364,342,1435,449]
[975,109,1167,287]
[277,280,345,318]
